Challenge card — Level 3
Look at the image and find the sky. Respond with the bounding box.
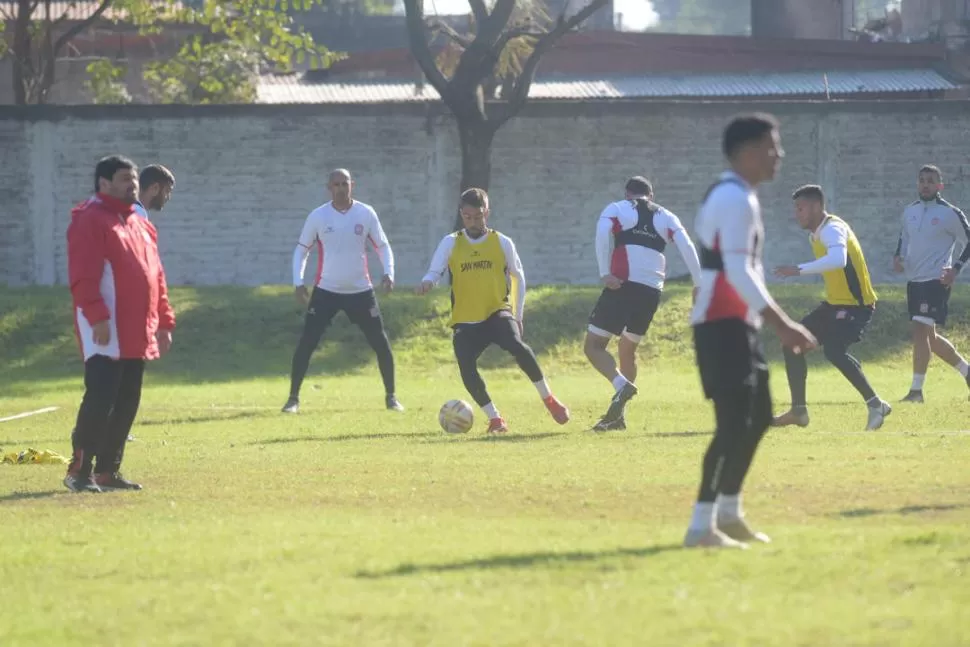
[392,0,661,32]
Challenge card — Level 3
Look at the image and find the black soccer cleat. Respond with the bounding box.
[94,472,143,491]
[592,416,627,432]
[900,390,924,404]
[281,396,300,414]
[598,383,638,425]
[385,394,405,412]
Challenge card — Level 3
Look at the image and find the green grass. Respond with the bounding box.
[1,285,969,646]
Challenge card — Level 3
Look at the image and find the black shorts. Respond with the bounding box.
[587,281,661,341]
[452,310,523,358]
[306,287,384,330]
[800,302,873,348]
[907,280,950,326]
[694,318,769,400]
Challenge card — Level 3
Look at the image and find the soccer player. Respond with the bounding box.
[416,188,570,433]
[65,155,176,492]
[284,169,403,413]
[893,164,970,402]
[686,114,816,548]
[585,176,701,431]
[136,164,176,217]
[771,185,892,431]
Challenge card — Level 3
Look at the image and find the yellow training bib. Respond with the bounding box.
[447,230,511,326]
[811,214,877,306]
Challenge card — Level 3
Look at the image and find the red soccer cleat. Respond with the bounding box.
[543,395,570,425]
[486,417,509,434]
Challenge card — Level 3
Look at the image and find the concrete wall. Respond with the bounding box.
[2,100,969,288]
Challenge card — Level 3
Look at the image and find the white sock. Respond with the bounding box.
[533,379,551,399]
[911,374,926,391]
[689,502,716,531]
[483,402,499,419]
[611,373,630,392]
[955,360,969,377]
[716,494,743,521]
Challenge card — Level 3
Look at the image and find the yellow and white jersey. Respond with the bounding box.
[421,229,525,327]
[799,214,877,307]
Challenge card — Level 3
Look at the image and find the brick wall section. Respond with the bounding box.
[2,101,970,288]
[0,123,32,284]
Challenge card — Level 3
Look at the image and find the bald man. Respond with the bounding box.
[285,169,403,413]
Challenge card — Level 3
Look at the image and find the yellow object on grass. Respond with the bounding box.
[1,448,70,465]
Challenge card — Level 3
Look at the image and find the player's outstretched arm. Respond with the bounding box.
[416,234,456,295]
[775,221,847,278]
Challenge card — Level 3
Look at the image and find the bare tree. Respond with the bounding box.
[1,0,112,105]
[404,0,608,219]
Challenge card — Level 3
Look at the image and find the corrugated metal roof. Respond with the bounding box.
[0,1,184,22]
[258,69,958,104]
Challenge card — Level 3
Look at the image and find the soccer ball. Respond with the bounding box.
[438,399,474,434]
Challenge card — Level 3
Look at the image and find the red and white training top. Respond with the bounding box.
[595,197,701,290]
[292,200,395,294]
[67,193,176,361]
[690,171,775,330]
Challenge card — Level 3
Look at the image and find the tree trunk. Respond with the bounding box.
[456,118,496,229]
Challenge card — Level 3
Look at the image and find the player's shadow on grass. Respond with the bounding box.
[253,431,441,444]
[0,490,62,503]
[355,543,683,579]
[835,503,969,518]
[138,411,264,426]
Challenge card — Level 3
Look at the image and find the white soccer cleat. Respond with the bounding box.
[683,528,749,549]
[771,408,809,428]
[865,399,892,431]
[718,518,771,544]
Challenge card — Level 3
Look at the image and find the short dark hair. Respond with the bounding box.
[792,184,825,204]
[94,155,136,192]
[625,176,652,196]
[919,164,942,181]
[460,188,489,210]
[722,113,780,159]
[140,164,175,190]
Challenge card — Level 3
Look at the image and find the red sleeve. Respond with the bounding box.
[67,210,110,325]
[157,262,176,330]
[144,221,176,330]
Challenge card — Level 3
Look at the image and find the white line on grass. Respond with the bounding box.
[0,406,59,423]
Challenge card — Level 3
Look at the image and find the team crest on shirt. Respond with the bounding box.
[931,217,940,225]
[354,224,364,235]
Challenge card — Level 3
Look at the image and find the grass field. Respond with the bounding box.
[1,284,969,647]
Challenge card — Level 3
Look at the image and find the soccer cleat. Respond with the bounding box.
[127,434,136,442]
[592,416,627,432]
[865,399,892,431]
[900,390,924,404]
[543,395,570,425]
[771,408,810,428]
[683,528,748,549]
[718,518,771,544]
[281,397,300,414]
[94,472,143,491]
[385,394,405,412]
[63,473,102,493]
[598,382,638,425]
[486,417,508,434]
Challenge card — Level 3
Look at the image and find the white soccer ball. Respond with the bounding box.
[438,399,474,434]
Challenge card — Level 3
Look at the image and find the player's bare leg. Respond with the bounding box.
[585,331,636,431]
[903,321,934,402]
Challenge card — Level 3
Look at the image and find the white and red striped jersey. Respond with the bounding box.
[292,200,394,294]
[689,172,775,330]
[595,198,701,290]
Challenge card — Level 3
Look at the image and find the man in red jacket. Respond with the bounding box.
[64,155,176,493]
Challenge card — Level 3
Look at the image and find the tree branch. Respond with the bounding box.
[468,0,488,25]
[476,0,516,45]
[429,19,472,48]
[403,0,450,98]
[53,0,112,55]
[495,0,608,126]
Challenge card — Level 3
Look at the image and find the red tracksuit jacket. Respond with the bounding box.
[67,193,176,361]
